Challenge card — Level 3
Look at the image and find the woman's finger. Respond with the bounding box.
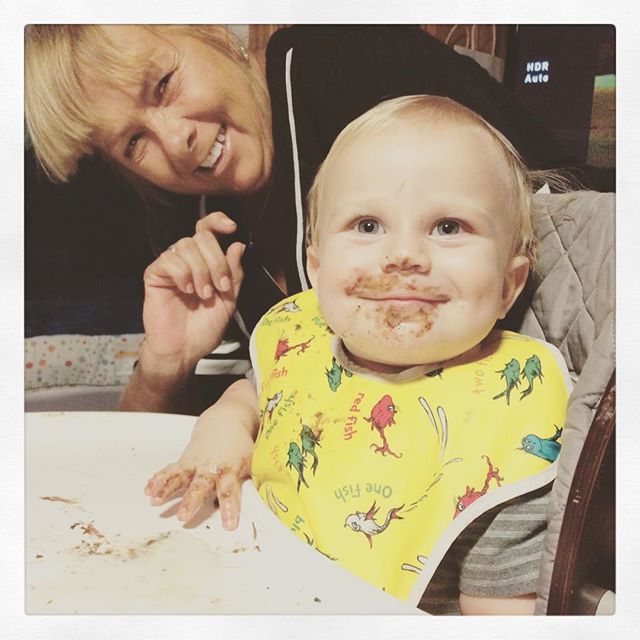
[176,471,217,522]
[172,236,220,300]
[193,230,232,295]
[225,242,246,298]
[143,246,196,295]
[195,210,237,235]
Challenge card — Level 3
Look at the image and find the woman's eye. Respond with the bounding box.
[434,220,461,236]
[356,219,383,234]
[156,72,173,100]
[124,133,142,160]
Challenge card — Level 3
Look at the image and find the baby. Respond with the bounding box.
[147,96,571,614]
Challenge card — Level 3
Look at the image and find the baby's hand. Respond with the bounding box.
[144,418,254,530]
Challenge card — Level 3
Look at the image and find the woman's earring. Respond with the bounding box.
[239,44,249,62]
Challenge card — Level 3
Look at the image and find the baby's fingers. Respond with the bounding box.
[145,464,195,504]
[216,467,242,531]
[176,471,216,522]
[144,463,176,496]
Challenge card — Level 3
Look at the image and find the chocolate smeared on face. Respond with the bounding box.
[378,302,435,336]
[345,273,418,296]
[343,270,445,337]
[344,272,445,299]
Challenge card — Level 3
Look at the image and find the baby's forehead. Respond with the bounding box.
[342,116,504,157]
[318,117,518,225]
[327,118,512,189]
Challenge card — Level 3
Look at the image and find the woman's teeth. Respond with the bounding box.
[200,126,227,169]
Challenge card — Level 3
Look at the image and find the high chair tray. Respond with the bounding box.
[25,411,418,614]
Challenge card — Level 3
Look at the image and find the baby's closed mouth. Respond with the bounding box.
[344,273,448,303]
[363,292,449,304]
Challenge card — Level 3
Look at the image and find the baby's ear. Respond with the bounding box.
[306,245,320,289]
[499,255,530,319]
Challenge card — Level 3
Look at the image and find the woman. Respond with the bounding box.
[25,25,585,613]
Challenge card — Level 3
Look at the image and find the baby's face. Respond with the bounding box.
[306,120,529,373]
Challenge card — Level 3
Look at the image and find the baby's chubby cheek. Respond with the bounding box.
[314,272,363,338]
[319,295,364,342]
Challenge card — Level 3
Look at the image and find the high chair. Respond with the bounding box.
[508,190,615,615]
[23,189,615,615]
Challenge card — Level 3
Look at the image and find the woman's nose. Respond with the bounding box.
[151,111,198,169]
[382,234,432,274]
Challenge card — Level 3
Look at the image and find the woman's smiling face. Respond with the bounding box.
[82,26,271,196]
[306,120,529,373]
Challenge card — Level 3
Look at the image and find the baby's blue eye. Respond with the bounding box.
[357,219,382,234]
[435,220,460,236]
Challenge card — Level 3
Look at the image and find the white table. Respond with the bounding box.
[25,411,419,614]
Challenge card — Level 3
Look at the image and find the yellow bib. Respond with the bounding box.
[250,289,570,601]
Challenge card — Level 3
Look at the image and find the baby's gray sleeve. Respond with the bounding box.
[457,485,551,598]
[419,485,551,614]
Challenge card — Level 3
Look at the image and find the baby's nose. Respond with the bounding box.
[382,236,431,274]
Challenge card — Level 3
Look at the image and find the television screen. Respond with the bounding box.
[505,25,615,168]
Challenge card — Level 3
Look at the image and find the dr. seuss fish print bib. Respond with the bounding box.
[250,290,570,601]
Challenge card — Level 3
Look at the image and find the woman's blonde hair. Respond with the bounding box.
[24,25,271,183]
[307,95,569,266]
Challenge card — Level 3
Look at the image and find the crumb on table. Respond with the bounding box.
[40,496,78,504]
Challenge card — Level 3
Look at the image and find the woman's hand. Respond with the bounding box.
[141,211,245,367]
[144,379,259,530]
[118,210,245,413]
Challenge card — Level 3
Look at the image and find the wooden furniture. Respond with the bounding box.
[547,372,616,614]
[248,24,510,65]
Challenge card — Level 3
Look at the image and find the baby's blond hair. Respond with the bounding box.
[307,95,559,265]
[24,25,271,182]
